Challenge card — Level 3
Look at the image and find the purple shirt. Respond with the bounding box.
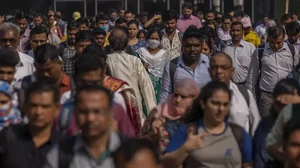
[18,29,31,53]
[176,15,202,32]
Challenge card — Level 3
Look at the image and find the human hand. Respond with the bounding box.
[277,94,300,104]
[183,127,208,153]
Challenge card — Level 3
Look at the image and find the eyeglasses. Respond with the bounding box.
[210,65,232,71]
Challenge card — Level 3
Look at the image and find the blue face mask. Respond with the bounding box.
[100,25,109,32]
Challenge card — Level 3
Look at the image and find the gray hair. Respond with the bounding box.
[108,28,128,51]
[0,22,20,37]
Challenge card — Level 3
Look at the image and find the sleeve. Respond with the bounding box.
[242,129,253,163]
[248,90,261,136]
[253,120,268,168]
[159,62,171,104]
[246,48,259,94]
[113,103,136,138]
[255,34,261,47]
[165,125,188,153]
[293,45,300,68]
[266,105,293,147]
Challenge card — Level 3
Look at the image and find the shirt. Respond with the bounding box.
[229,82,261,136]
[247,42,300,93]
[159,55,211,103]
[224,40,256,84]
[44,132,121,168]
[176,15,202,32]
[254,24,266,40]
[244,30,261,47]
[58,72,72,96]
[18,29,31,53]
[63,55,77,77]
[0,124,64,168]
[286,39,300,53]
[161,29,182,60]
[15,52,36,83]
[59,42,76,61]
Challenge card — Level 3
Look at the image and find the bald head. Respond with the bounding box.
[108,28,128,51]
[210,52,233,67]
[209,52,234,85]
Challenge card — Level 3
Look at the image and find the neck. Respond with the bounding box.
[232,39,241,47]
[202,118,226,134]
[129,37,137,41]
[29,124,53,147]
[83,132,110,152]
[167,29,176,36]
[182,55,200,70]
[148,47,159,53]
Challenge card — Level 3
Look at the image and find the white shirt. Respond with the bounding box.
[229,82,261,136]
[14,52,35,83]
[254,24,266,40]
[60,90,127,113]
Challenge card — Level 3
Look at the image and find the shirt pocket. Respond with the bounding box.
[238,55,251,69]
[277,54,293,71]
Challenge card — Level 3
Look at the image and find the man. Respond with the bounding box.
[63,30,93,77]
[113,139,162,168]
[0,22,35,83]
[255,15,270,41]
[0,13,4,25]
[283,120,300,168]
[206,9,215,20]
[47,8,55,17]
[0,81,64,168]
[96,13,110,32]
[139,11,149,29]
[93,27,106,48]
[119,8,125,18]
[55,11,67,37]
[108,8,118,28]
[106,28,156,125]
[176,2,202,32]
[76,17,89,31]
[209,52,260,136]
[15,11,31,53]
[285,21,300,52]
[58,21,77,61]
[72,11,81,21]
[223,21,256,86]
[0,49,18,84]
[247,26,300,117]
[115,17,127,28]
[143,12,163,30]
[33,13,43,26]
[159,27,211,103]
[45,84,126,168]
[28,25,49,57]
[124,10,134,23]
[161,10,182,60]
[242,17,261,47]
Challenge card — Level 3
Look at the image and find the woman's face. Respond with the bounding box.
[201,89,230,124]
[172,87,196,114]
[128,24,138,38]
[222,19,232,31]
[149,32,161,41]
[138,32,146,41]
[48,16,55,26]
[202,42,211,56]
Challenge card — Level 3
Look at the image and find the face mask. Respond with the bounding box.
[147,39,161,49]
[100,25,109,32]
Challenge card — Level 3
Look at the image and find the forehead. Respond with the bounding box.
[231,24,243,30]
[184,37,201,44]
[211,55,232,65]
[77,40,92,45]
[0,30,18,38]
[125,13,133,16]
[77,91,110,106]
[269,35,285,42]
[29,91,55,104]
[36,59,57,67]
[31,33,47,39]
[183,8,192,11]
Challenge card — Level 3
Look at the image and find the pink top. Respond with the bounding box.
[18,29,31,53]
[176,15,202,32]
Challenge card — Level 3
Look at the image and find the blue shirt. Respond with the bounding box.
[159,54,211,103]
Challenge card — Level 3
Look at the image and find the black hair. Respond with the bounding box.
[137,29,146,38]
[199,26,217,39]
[284,117,300,142]
[200,35,213,53]
[222,15,232,22]
[267,26,286,39]
[75,84,113,106]
[273,79,300,98]
[182,26,202,42]
[33,13,42,18]
[204,19,217,29]
[233,10,245,18]
[76,17,89,26]
[139,11,149,18]
[82,43,107,62]
[154,12,162,16]
[67,21,78,31]
[196,10,203,15]
[25,81,60,104]
[231,21,244,30]
[206,9,215,15]
[35,44,60,64]
[210,52,233,67]
[285,21,300,35]
[107,8,117,14]
[93,27,106,36]
[124,10,133,15]
[182,2,193,10]
[30,25,49,38]
[0,48,18,67]
[146,28,162,40]
[75,30,94,43]
[185,81,231,123]
[74,52,105,79]
[162,10,178,22]
[127,20,139,28]
[233,5,243,11]
[96,13,109,23]
[115,17,127,25]
[113,138,160,166]
[108,28,128,51]
[281,14,292,22]
[15,11,27,20]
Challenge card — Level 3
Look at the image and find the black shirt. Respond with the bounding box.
[0,124,65,168]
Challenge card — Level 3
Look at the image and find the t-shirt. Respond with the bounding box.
[165,120,252,168]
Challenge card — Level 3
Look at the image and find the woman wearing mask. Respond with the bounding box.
[141,78,200,154]
[137,29,169,101]
[163,81,253,168]
[217,15,232,43]
[254,79,300,168]
[48,15,63,39]
[128,20,146,52]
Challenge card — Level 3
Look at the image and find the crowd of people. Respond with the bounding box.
[1,1,300,168]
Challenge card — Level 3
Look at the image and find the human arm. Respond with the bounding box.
[242,129,253,168]
[246,49,259,95]
[144,15,161,29]
[159,62,171,104]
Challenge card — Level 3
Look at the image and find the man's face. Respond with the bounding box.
[183,8,192,18]
[79,24,89,31]
[48,10,55,16]
[30,33,48,52]
[164,19,177,33]
[182,37,202,62]
[206,12,215,20]
[125,13,133,23]
[141,16,148,24]
[67,29,78,45]
[293,14,299,21]
[0,66,16,84]
[75,40,92,56]
[34,16,43,26]
[25,92,59,129]
[16,18,27,34]
[230,24,244,42]
[55,12,62,21]
[263,17,269,26]
[284,130,300,168]
[0,30,19,51]
[288,32,300,45]
[35,59,62,83]
[48,16,55,26]
[95,34,105,47]
[154,14,162,24]
[75,91,112,138]
[76,69,105,88]
[119,10,125,17]
[97,19,109,27]
[268,35,285,52]
[209,55,234,84]
[110,12,118,21]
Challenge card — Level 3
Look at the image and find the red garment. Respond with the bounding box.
[58,73,72,96]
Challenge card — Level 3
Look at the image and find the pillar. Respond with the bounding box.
[234,0,244,7]
[213,0,221,12]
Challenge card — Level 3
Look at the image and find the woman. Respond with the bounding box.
[217,15,232,42]
[141,78,200,154]
[200,35,213,57]
[253,79,300,168]
[48,15,62,39]
[163,81,253,168]
[137,29,147,42]
[128,20,146,51]
[137,29,169,101]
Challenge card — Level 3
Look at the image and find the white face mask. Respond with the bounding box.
[147,39,161,49]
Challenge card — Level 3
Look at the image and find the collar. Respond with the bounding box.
[23,125,63,145]
[227,39,245,47]
[162,29,180,37]
[178,54,208,66]
[266,42,289,52]
[179,15,193,20]
[21,29,30,38]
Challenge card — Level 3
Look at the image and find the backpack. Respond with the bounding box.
[58,134,129,168]
[236,84,250,107]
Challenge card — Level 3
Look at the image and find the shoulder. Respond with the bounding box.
[200,54,210,63]
[60,91,72,104]
[18,52,34,64]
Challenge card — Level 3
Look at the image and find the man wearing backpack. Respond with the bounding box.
[247,26,299,117]
[44,84,124,168]
[209,52,260,136]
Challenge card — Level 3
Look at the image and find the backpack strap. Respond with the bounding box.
[169,57,179,93]
[236,84,250,107]
[178,32,183,42]
[258,43,266,70]
[58,136,77,168]
[59,100,75,134]
[229,123,243,153]
[287,44,296,69]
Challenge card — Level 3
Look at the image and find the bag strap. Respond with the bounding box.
[58,136,77,168]
[287,44,296,69]
[169,57,179,93]
[58,43,65,57]
[229,123,243,153]
[59,101,74,134]
[258,43,266,70]
[236,84,250,107]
